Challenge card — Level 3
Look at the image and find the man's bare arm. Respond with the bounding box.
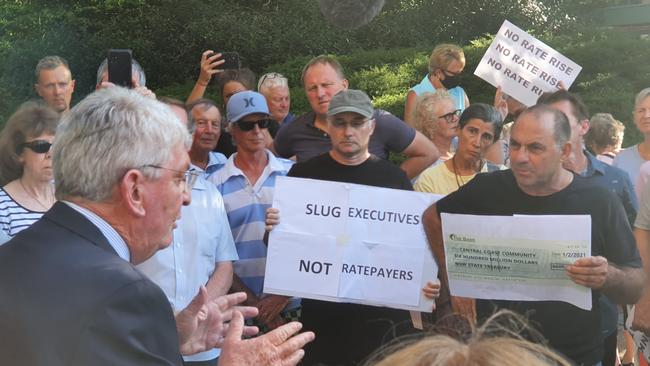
[206,261,234,299]
[566,256,645,304]
[400,131,439,180]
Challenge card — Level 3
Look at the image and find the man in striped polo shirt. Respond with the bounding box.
[209,91,299,332]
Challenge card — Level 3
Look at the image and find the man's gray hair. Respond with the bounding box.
[35,55,70,81]
[635,88,650,110]
[53,87,190,202]
[96,58,147,86]
[186,98,221,133]
[258,72,289,94]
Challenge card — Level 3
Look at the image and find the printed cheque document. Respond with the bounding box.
[441,213,592,310]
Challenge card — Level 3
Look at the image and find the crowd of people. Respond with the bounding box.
[0,44,648,366]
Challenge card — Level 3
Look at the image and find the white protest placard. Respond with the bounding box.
[474,20,582,106]
[264,176,441,311]
[442,213,592,310]
[626,305,650,363]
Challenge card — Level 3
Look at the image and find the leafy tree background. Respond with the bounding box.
[1,0,648,143]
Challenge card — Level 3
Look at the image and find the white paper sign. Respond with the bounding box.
[442,213,592,310]
[474,20,582,106]
[264,176,441,311]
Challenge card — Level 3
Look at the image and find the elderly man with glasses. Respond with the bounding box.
[0,87,314,365]
[137,98,238,366]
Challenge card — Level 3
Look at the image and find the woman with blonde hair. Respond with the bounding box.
[413,90,460,163]
[365,310,571,366]
[404,44,470,126]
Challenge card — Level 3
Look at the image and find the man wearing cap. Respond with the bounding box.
[281,89,414,365]
[209,91,299,333]
[273,55,438,179]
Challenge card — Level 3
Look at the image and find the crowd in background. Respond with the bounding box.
[0,42,649,366]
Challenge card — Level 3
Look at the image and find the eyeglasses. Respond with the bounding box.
[235,119,271,131]
[257,72,285,90]
[438,109,462,123]
[21,140,53,154]
[141,165,199,193]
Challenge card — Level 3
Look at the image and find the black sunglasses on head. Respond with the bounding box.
[20,140,52,154]
[235,119,271,131]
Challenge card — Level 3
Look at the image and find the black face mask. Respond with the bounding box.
[440,74,461,90]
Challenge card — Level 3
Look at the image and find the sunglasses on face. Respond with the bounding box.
[20,140,52,154]
[235,119,271,131]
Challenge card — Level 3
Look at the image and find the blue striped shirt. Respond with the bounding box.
[195,151,228,178]
[0,187,47,244]
[208,150,293,300]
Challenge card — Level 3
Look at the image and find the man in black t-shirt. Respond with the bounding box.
[273,55,438,180]
[422,105,645,365]
[283,89,414,365]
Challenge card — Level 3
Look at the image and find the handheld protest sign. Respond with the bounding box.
[474,20,582,106]
[264,176,441,312]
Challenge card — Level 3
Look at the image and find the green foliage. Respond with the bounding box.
[0,0,607,123]
[0,0,644,149]
[265,29,649,147]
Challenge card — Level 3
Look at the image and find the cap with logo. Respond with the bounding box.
[226,90,270,123]
[327,89,374,119]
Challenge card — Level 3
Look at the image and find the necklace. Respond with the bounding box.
[451,155,485,189]
[451,156,466,189]
[19,178,53,211]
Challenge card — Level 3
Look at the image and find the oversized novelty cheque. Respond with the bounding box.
[474,20,582,106]
[264,176,440,311]
[442,213,592,310]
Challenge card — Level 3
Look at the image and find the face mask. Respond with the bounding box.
[440,74,461,90]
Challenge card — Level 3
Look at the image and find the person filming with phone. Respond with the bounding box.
[95,50,155,99]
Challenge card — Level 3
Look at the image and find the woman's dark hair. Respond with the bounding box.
[216,68,256,97]
[0,101,60,186]
[459,103,504,142]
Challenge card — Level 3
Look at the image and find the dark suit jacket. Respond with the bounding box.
[0,202,184,365]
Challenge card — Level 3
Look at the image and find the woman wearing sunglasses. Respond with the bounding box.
[0,102,59,244]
